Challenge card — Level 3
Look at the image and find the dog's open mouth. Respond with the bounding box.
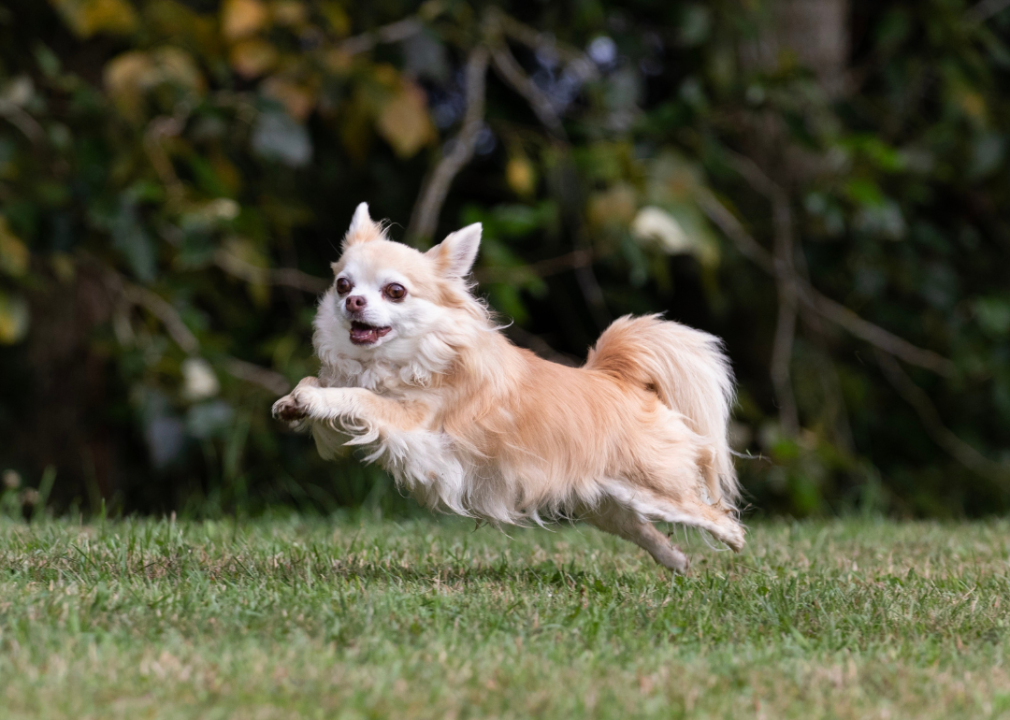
[349,321,392,346]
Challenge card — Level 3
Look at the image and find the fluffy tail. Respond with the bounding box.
[585,314,740,508]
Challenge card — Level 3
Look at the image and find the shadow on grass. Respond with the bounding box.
[227,557,627,589]
[13,548,640,589]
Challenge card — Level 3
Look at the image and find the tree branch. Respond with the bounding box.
[729,154,800,434]
[0,99,44,143]
[698,190,957,376]
[794,237,856,454]
[407,48,489,244]
[225,357,291,395]
[875,350,1008,483]
[483,14,609,329]
[103,266,291,396]
[769,204,800,435]
[143,111,190,207]
[573,258,611,331]
[214,250,330,294]
[697,191,775,273]
[485,7,599,74]
[802,291,955,376]
[338,17,424,56]
[121,283,200,355]
[474,249,593,283]
[488,42,567,140]
[967,0,1010,22]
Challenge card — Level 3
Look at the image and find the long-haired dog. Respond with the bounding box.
[273,203,745,572]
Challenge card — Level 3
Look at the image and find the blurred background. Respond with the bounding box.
[0,0,1007,520]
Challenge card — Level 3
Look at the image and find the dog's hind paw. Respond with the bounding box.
[722,522,746,553]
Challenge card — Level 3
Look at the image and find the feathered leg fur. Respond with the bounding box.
[585,498,690,573]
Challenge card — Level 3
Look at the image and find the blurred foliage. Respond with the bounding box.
[0,0,1008,519]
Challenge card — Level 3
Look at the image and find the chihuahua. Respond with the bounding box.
[273,203,745,571]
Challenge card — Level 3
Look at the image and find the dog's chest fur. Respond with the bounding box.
[313,356,477,519]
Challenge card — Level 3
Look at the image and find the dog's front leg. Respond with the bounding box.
[272,378,424,439]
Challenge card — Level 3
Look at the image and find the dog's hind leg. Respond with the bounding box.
[603,479,745,552]
[644,494,744,552]
[586,498,689,573]
[673,496,745,551]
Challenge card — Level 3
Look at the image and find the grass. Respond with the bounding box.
[1,516,1009,719]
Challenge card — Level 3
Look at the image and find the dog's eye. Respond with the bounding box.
[336,277,352,294]
[384,283,406,301]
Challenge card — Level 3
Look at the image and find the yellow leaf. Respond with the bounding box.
[105,51,152,119]
[146,0,217,45]
[210,151,243,196]
[376,82,433,159]
[340,89,374,164]
[323,49,354,75]
[186,199,241,229]
[587,183,637,229]
[221,0,268,40]
[105,48,205,120]
[224,236,266,266]
[319,2,349,36]
[262,76,316,121]
[50,0,138,38]
[50,253,76,284]
[223,236,271,307]
[0,217,29,277]
[506,156,537,198]
[229,39,278,78]
[958,90,986,122]
[105,52,151,92]
[0,291,29,345]
[153,47,205,92]
[373,64,400,87]
[418,0,446,21]
[270,0,306,27]
[647,152,702,204]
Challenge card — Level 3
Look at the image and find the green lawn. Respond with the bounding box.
[1,516,1009,719]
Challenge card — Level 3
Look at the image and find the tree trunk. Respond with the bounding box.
[767,0,849,98]
[738,0,851,439]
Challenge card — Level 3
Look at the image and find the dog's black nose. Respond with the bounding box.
[346,295,367,312]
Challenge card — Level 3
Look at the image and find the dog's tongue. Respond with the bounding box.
[350,321,391,345]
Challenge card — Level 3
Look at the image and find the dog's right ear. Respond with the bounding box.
[426,223,481,279]
[342,202,382,248]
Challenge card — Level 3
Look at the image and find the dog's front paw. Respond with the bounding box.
[272,377,323,424]
[272,393,308,422]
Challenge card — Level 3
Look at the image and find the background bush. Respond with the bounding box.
[0,0,1007,518]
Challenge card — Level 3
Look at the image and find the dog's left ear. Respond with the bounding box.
[427,223,481,278]
[343,202,382,248]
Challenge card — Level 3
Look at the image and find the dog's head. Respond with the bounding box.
[314,203,485,367]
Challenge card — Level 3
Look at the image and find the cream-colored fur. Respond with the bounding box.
[273,203,745,572]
